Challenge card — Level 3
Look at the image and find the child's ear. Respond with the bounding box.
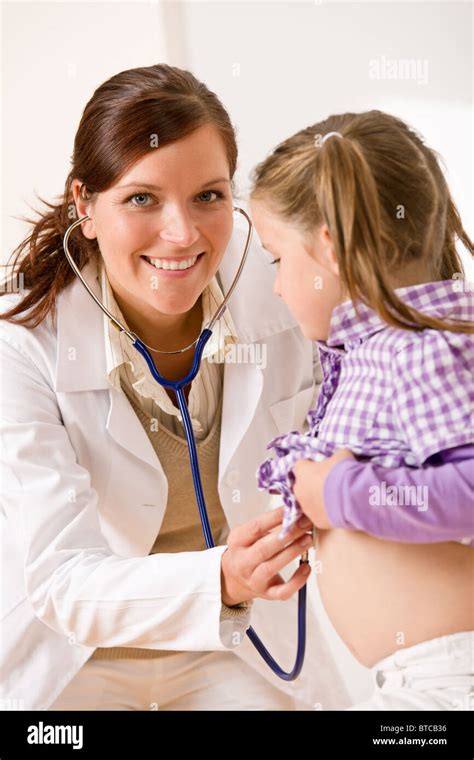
[319,224,340,277]
[70,179,97,240]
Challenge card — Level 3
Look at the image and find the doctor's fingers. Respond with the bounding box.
[248,532,313,590]
[261,563,312,602]
[229,506,312,550]
[229,506,287,548]
[252,514,313,564]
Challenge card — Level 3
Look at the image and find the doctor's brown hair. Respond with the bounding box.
[0,64,238,328]
[250,110,473,334]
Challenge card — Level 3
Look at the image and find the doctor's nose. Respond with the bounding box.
[159,207,200,248]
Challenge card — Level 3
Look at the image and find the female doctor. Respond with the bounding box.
[0,63,349,711]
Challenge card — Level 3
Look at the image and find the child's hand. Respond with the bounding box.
[293,449,355,529]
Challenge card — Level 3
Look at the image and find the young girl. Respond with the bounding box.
[250,110,474,710]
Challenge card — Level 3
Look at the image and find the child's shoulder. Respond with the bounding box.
[378,325,473,390]
[391,323,471,356]
[359,324,473,388]
[370,319,471,356]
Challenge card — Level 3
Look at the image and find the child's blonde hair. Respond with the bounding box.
[250,110,473,334]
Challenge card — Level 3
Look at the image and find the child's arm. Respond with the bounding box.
[293,445,474,543]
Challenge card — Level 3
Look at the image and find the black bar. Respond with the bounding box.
[0,709,472,758]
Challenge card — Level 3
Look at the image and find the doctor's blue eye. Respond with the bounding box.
[127,193,152,207]
[124,190,224,207]
[197,190,224,203]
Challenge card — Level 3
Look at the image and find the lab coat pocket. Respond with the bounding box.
[269,383,316,435]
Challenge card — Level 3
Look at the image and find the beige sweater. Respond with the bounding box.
[91,383,248,660]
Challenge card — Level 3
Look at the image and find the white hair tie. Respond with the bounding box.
[321,131,343,144]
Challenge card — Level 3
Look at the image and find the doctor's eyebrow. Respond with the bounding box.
[116,178,231,191]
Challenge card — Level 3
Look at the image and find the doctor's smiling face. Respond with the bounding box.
[250,199,346,342]
[71,124,234,350]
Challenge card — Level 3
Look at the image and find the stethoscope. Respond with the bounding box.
[63,207,308,681]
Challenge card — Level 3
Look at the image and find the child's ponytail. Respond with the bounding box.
[440,194,473,281]
[316,133,472,334]
[251,110,473,335]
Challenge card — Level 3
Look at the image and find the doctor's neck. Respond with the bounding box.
[111,285,204,355]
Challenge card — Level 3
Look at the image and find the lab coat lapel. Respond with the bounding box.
[215,226,297,482]
[55,256,163,475]
[55,256,110,393]
[219,362,263,484]
[106,385,164,473]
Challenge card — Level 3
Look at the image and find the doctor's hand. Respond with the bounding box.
[220,506,313,607]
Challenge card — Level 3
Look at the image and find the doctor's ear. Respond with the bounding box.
[70,179,97,240]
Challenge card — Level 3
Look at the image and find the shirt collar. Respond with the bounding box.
[99,257,240,391]
[325,279,474,349]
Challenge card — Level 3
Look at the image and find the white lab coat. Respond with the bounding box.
[0,227,350,710]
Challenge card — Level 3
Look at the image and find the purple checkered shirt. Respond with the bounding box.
[257,280,474,537]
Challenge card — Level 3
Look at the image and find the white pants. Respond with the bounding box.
[349,630,474,711]
[49,650,301,711]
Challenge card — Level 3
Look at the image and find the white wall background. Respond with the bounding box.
[2,1,472,275]
[1,0,472,704]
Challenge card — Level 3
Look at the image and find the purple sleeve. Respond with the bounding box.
[324,445,474,543]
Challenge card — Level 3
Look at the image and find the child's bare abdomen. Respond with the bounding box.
[315,529,474,667]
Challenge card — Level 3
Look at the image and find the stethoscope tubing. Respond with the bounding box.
[63,208,307,680]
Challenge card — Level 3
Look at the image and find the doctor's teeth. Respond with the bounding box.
[145,256,198,270]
